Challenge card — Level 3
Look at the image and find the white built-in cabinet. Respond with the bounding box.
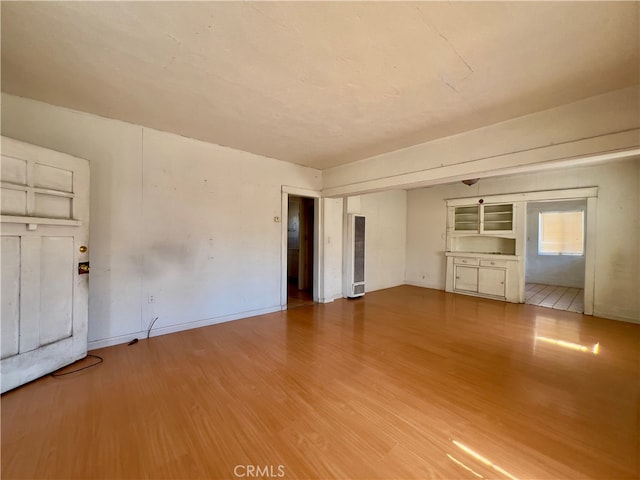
[444,187,597,312]
[448,254,519,301]
[445,197,525,303]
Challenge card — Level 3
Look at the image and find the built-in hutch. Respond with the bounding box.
[445,187,598,312]
[445,196,525,303]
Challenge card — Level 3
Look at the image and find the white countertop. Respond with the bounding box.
[445,251,520,260]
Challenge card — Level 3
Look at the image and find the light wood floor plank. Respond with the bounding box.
[540,286,569,307]
[1,286,637,479]
[568,293,585,313]
[525,283,547,299]
[554,287,580,310]
[526,284,584,313]
[527,284,557,305]
[525,283,541,293]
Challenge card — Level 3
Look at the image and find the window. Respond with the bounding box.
[539,211,584,255]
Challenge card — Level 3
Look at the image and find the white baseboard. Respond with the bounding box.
[319,294,342,303]
[403,280,445,290]
[88,305,282,350]
[593,307,640,324]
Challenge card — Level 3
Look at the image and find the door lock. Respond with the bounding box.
[78,262,90,274]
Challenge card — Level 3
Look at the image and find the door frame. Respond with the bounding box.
[520,187,598,315]
[281,186,322,308]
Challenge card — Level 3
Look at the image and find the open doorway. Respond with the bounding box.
[287,195,315,308]
[525,200,586,312]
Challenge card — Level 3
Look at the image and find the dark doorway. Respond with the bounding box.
[287,196,315,308]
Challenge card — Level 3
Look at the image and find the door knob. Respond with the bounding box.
[78,262,90,274]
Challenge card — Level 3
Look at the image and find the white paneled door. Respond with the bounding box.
[1,137,89,393]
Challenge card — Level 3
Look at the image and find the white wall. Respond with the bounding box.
[321,197,343,302]
[346,190,407,292]
[406,159,640,323]
[2,93,322,347]
[405,188,449,290]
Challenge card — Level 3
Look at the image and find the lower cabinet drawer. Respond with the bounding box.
[454,257,480,266]
[480,259,508,268]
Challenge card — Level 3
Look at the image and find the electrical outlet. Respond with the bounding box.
[148,295,155,303]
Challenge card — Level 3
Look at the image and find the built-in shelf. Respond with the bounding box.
[450,235,516,256]
[445,251,520,260]
[453,203,513,233]
[454,206,480,231]
[483,204,513,231]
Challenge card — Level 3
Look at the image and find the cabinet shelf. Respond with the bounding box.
[450,235,516,255]
[484,205,512,212]
[454,206,480,232]
[483,205,513,230]
[452,203,513,233]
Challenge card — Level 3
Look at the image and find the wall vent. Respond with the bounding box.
[346,214,365,298]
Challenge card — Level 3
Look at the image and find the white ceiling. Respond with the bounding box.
[2,2,638,170]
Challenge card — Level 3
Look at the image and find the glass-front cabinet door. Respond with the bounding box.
[482,204,513,233]
[454,206,480,232]
[452,203,514,234]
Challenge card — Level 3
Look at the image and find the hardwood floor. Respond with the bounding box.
[287,281,315,309]
[2,286,638,479]
[525,283,584,313]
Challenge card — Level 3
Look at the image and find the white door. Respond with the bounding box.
[478,268,506,297]
[454,266,478,292]
[1,137,89,393]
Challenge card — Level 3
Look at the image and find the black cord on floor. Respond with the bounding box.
[147,316,159,339]
[51,354,103,377]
